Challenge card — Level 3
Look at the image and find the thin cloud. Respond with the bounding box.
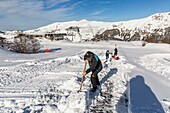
[99,0,119,4]
[0,1,42,16]
[42,0,70,9]
[0,0,82,20]
[0,0,77,30]
[90,10,105,16]
[99,1,112,4]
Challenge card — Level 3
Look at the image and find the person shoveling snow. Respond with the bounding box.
[80,51,103,93]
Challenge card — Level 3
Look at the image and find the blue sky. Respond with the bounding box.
[0,0,170,30]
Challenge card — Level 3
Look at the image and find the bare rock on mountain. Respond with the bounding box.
[162,27,170,44]
[92,29,120,41]
[131,32,141,41]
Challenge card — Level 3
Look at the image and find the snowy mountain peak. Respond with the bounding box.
[15,12,170,43]
[79,19,88,22]
[151,12,170,20]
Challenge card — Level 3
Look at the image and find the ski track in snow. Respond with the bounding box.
[139,54,170,81]
[86,56,134,113]
[0,50,133,113]
[1,41,170,113]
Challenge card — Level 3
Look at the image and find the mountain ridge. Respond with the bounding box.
[1,12,170,43]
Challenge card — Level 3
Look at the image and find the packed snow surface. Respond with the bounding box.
[0,40,170,113]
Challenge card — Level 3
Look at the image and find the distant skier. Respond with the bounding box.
[113,44,119,60]
[82,51,103,92]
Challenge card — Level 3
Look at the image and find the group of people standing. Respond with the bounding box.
[82,44,119,92]
[105,44,119,62]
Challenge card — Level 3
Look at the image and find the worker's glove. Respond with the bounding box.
[82,72,86,77]
[92,74,95,78]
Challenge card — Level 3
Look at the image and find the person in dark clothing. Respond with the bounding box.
[106,50,110,62]
[105,50,112,63]
[114,48,118,56]
[82,51,103,92]
[114,44,118,56]
[113,44,119,60]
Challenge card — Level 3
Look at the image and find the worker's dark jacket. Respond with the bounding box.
[86,52,103,75]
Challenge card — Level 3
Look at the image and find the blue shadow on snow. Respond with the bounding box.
[130,75,165,113]
[38,48,61,53]
[100,68,118,85]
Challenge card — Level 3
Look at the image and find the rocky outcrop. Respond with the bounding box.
[120,29,131,41]
[91,26,170,44]
[162,27,170,44]
[92,29,121,41]
[131,32,141,41]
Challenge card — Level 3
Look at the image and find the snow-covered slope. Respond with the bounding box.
[0,40,170,113]
[23,12,170,41]
[115,12,170,31]
[24,19,113,41]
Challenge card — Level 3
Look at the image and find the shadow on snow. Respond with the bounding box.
[85,68,118,113]
[76,68,118,88]
[100,68,118,85]
[38,48,61,53]
[116,75,165,113]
